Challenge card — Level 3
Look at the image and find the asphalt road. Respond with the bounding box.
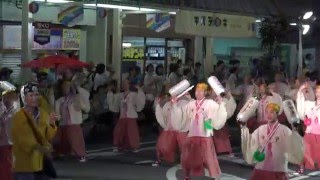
[53,140,320,180]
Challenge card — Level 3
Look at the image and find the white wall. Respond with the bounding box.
[1,2,96,26]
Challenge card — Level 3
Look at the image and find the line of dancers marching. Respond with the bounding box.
[1,72,320,180]
[147,75,319,180]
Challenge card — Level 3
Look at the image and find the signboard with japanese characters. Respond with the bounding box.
[122,47,144,60]
[34,22,51,45]
[175,10,256,38]
[62,29,81,50]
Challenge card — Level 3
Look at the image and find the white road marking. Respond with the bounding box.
[134,146,155,152]
[134,160,155,165]
[86,141,157,153]
[307,171,320,176]
[166,165,246,180]
[86,146,155,159]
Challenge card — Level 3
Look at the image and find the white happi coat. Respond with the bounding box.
[155,96,190,132]
[297,89,320,135]
[268,82,290,99]
[241,124,304,172]
[173,98,228,137]
[107,88,146,119]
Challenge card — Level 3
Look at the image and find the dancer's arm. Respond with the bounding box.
[241,126,259,164]
[284,127,304,165]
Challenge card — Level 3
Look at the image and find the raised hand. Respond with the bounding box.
[49,113,58,126]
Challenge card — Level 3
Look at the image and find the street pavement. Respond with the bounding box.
[53,139,320,180]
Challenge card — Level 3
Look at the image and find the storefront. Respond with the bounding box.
[0,24,81,81]
[121,37,187,76]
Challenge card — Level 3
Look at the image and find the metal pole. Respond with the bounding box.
[297,24,303,78]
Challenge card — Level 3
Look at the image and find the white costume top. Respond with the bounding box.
[241,124,304,172]
[268,82,290,99]
[234,84,255,103]
[107,88,146,119]
[296,89,320,135]
[155,96,190,132]
[55,87,90,125]
[174,98,228,137]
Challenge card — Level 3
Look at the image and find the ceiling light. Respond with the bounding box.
[139,8,157,12]
[255,19,261,23]
[303,11,313,19]
[169,12,176,15]
[123,43,132,47]
[302,24,310,35]
[35,0,73,3]
[290,23,297,26]
[90,4,139,11]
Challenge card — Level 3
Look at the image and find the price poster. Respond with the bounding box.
[62,29,81,50]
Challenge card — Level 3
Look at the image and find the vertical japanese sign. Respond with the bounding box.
[34,22,51,45]
[62,29,81,50]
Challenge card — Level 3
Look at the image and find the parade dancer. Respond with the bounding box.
[268,72,290,99]
[296,83,320,173]
[174,83,228,180]
[241,103,304,180]
[152,93,191,166]
[233,75,255,111]
[247,83,283,132]
[0,81,19,180]
[55,81,90,162]
[209,90,237,156]
[110,79,146,152]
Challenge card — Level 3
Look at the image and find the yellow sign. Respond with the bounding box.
[62,29,80,50]
[175,10,256,38]
[122,47,144,60]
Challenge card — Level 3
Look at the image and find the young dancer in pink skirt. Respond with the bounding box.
[152,93,191,166]
[241,103,304,180]
[296,83,320,173]
[109,79,146,152]
[173,83,228,180]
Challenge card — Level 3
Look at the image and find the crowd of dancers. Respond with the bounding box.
[0,60,320,180]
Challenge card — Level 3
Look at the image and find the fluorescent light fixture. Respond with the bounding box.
[302,24,310,35]
[303,11,313,19]
[139,8,157,12]
[169,12,176,15]
[290,23,297,26]
[255,19,261,23]
[122,43,132,47]
[35,0,73,3]
[99,4,139,10]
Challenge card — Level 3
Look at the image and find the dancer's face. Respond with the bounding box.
[195,88,205,100]
[265,107,277,121]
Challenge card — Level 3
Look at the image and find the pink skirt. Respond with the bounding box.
[213,126,232,154]
[176,132,188,151]
[250,169,288,180]
[53,125,86,157]
[156,131,188,163]
[156,131,178,163]
[303,133,320,169]
[181,137,221,178]
[113,118,140,150]
[0,145,13,180]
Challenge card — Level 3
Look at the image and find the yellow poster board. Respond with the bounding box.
[62,29,80,50]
